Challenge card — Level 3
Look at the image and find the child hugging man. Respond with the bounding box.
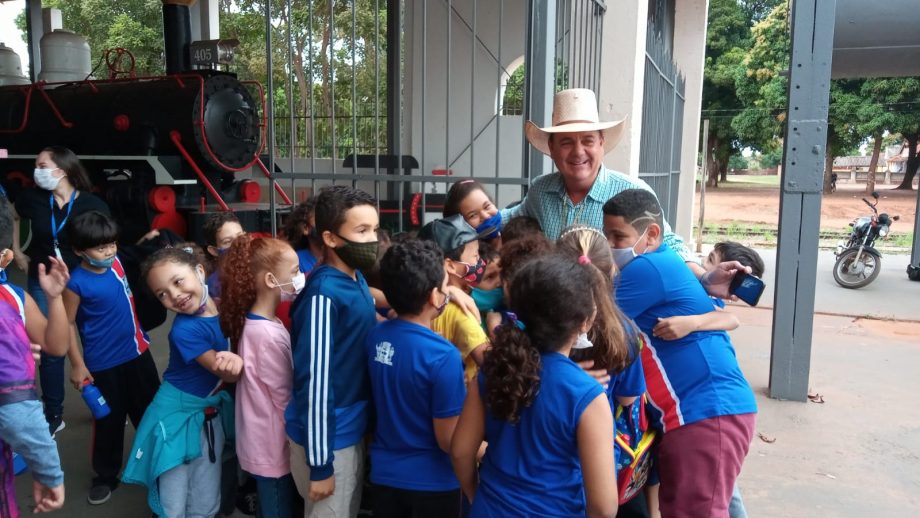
[603,189,757,518]
[418,215,490,383]
[62,210,160,505]
[365,239,466,517]
[285,185,380,517]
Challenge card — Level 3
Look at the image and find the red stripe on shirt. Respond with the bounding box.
[111,258,149,354]
[639,337,683,432]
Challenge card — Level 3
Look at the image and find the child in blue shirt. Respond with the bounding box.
[201,211,245,301]
[62,211,161,505]
[122,247,243,517]
[285,185,379,516]
[283,196,324,275]
[603,189,757,517]
[451,254,617,517]
[366,239,467,516]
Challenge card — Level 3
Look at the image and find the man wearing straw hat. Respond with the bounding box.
[502,88,700,270]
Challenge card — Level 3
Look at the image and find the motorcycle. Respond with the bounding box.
[833,191,899,289]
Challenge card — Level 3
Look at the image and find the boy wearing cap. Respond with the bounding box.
[419,215,490,383]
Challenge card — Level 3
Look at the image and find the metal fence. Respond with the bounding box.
[639,18,685,228]
[554,0,606,93]
[259,0,607,231]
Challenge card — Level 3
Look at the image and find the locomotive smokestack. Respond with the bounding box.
[162,0,193,74]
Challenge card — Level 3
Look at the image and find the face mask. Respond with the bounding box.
[455,257,486,286]
[270,271,306,302]
[217,247,229,256]
[471,286,504,312]
[610,227,648,270]
[435,289,451,316]
[84,254,115,270]
[34,168,62,191]
[475,212,502,241]
[572,332,594,350]
[194,267,210,315]
[333,235,379,271]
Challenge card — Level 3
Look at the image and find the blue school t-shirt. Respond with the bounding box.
[296,248,319,275]
[67,258,150,372]
[163,314,228,398]
[472,353,604,517]
[614,243,757,433]
[365,319,466,491]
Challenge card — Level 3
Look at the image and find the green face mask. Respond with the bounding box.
[334,234,379,271]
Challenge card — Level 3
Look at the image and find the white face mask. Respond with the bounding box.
[610,227,648,270]
[194,267,210,315]
[34,168,62,191]
[271,271,306,302]
[572,332,594,350]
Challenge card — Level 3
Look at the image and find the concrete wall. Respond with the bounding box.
[598,0,649,177]
[672,0,709,242]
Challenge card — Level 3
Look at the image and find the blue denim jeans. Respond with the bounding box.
[27,277,65,421]
[253,473,295,518]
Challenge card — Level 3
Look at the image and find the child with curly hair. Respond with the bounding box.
[450,254,617,517]
[220,234,301,517]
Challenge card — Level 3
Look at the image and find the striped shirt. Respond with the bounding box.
[501,166,692,261]
[285,265,376,481]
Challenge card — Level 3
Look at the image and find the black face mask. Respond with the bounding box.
[334,235,379,271]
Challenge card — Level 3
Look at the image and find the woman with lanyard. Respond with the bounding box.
[11,146,111,436]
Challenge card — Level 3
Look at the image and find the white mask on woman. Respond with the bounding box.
[34,168,63,191]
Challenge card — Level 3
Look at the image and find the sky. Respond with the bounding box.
[0,0,29,74]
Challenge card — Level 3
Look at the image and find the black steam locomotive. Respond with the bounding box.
[0,2,274,243]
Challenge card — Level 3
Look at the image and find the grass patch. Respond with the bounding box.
[724,174,781,188]
[889,233,914,248]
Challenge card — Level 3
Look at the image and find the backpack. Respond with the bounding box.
[613,332,658,505]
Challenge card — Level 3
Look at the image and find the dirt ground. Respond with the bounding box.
[694,176,919,232]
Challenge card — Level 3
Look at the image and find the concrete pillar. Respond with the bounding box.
[199,0,219,39]
[672,0,710,241]
[598,1,648,177]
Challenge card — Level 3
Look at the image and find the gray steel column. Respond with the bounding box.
[769,0,837,401]
[523,0,556,181]
[387,0,401,200]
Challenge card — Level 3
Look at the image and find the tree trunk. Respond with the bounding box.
[707,134,720,188]
[866,133,882,195]
[719,162,728,183]
[823,149,834,194]
[895,133,919,190]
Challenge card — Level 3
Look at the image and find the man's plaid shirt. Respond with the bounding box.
[500,166,692,261]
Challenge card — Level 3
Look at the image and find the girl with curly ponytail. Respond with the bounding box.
[451,254,617,517]
[218,234,302,517]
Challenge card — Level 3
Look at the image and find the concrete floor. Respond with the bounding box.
[9,250,920,516]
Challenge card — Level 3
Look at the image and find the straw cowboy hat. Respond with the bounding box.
[524,88,627,156]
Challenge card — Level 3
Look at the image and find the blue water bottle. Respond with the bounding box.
[81,380,111,419]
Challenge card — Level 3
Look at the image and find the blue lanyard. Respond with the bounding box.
[50,190,77,245]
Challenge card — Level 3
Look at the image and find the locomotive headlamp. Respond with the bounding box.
[189,39,240,66]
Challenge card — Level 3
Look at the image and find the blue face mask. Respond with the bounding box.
[471,286,504,312]
[475,212,502,241]
[84,254,115,270]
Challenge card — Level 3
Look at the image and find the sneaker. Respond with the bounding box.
[47,416,65,438]
[87,485,112,505]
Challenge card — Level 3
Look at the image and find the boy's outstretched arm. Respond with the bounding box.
[290,293,338,502]
[652,310,740,341]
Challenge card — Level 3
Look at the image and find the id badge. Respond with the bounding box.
[53,241,63,261]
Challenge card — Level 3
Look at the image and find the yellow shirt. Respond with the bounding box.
[431,303,488,383]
